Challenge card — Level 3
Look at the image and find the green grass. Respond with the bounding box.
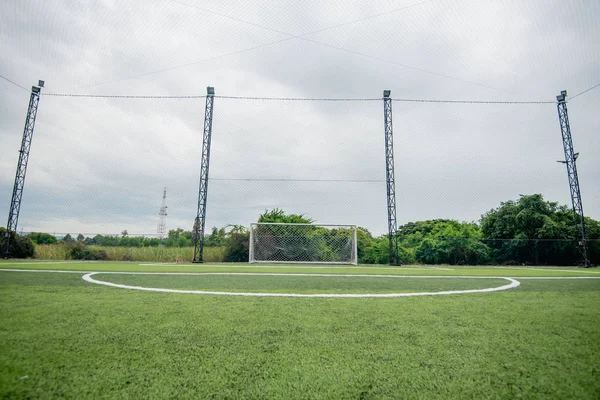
[0,262,599,399]
[2,259,600,276]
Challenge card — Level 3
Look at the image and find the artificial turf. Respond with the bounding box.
[1,259,599,276]
[0,262,599,399]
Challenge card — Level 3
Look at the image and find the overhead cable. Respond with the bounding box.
[392,98,554,104]
[44,93,206,99]
[569,82,600,100]
[42,92,554,103]
[0,74,29,92]
[169,0,508,94]
[210,178,385,183]
[83,0,501,93]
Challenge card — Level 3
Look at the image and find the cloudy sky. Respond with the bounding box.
[1,0,598,237]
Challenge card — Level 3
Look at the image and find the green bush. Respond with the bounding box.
[223,228,249,262]
[359,236,416,265]
[589,241,600,266]
[416,238,491,265]
[67,242,108,260]
[0,228,35,258]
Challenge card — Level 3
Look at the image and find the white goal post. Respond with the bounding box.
[249,223,358,265]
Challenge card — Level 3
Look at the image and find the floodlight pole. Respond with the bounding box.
[192,87,215,263]
[5,81,44,258]
[383,90,400,265]
[556,90,590,267]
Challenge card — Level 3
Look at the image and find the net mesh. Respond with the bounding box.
[0,95,574,238]
[250,223,357,264]
[0,91,597,265]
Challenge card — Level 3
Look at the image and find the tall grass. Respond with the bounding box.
[35,244,70,260]
[35,244,226,262]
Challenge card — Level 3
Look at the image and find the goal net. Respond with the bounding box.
[249,223,358,265]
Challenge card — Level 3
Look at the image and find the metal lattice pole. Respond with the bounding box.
[157,187,167,239]
[556,90,589,267]
[192,87,215,263]
[383,90,400,265]
[5,81,44,258]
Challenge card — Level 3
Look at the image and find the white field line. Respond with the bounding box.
[516,276,600,280]
[1,268,599,279]
[82,272,505,278]
[486,266,600,274]
[2,268,598,296]
[0,268,89,273]
[81,272,520,298]
[137,263,454,270]
[0,261,102,265]
[1,269,598,280]
[533,269,600,274]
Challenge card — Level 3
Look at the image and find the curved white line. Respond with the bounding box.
[82,272,520,298]
[137,263,454,270]
[82,272,503,277]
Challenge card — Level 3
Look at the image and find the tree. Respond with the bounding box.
[77,233,85,242]
[0,228,35,258]
[415,237,490,265]
[585,217,600,265]
[359,236,415,265]
[27,232,58,245]
[205,226,226,247]
[480,194,582,265]
[63,234,74,243]
[166,228,192,247]
[258,208,313,224]
[397,219,489,265]
[356,227,374,262]
[223,225,249,262]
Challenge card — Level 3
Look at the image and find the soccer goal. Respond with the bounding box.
[249,223,358,265]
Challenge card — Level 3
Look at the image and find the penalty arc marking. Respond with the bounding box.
[82,272,521,298]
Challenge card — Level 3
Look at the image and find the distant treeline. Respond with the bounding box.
[25,226,235,249]
[3,194,599,265]
[360,194,599,266]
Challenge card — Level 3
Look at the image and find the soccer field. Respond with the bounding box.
[1,261,599,399]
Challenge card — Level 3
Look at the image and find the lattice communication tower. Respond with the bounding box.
[157,187,167,239]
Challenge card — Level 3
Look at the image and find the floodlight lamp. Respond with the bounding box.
[383,90,391,98]
[556,95,564,102]
[561,90,567,97]
[31,86,40,93]
[206,86,215,95]
[38,80,45,88]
